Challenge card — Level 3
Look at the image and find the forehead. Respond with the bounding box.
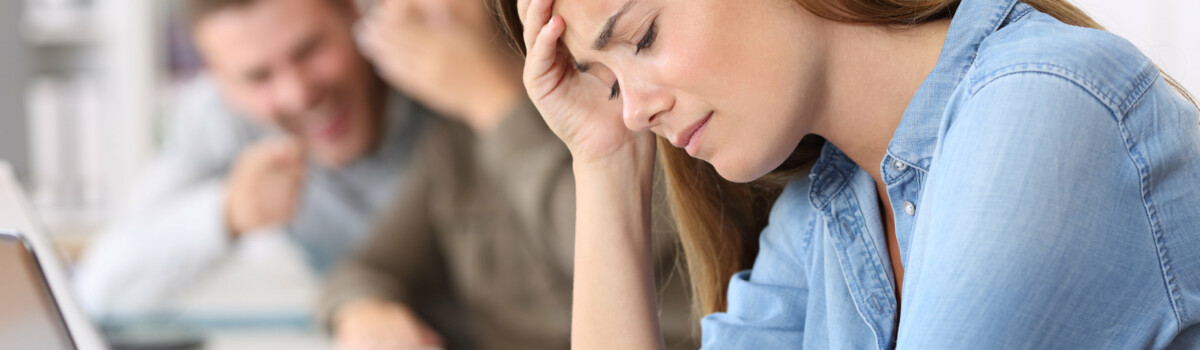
[554,0,631,56]
[194,0,337,67]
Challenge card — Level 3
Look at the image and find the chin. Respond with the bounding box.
[313,144,360,168]
[710,155,775,184]
[313,126,375,168]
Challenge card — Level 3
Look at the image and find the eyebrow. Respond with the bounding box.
[576,0,636,72]
[593,0,636,50]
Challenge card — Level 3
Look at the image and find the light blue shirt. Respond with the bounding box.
[74,76,427,317]
[701,0,1200,348]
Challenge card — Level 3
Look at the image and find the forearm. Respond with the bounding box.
[74,180,232,317]
[571,160,665,350]
[317,260,406,330]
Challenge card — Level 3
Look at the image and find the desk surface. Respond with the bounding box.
[101,232,335,350]
[205,329,330,350]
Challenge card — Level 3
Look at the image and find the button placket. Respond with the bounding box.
[887,158,917,217]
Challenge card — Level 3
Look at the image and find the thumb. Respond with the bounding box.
[263,137,307,169]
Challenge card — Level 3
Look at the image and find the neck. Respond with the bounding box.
[808,20,950,182]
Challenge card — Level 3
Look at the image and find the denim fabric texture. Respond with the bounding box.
[700,0,1200,348]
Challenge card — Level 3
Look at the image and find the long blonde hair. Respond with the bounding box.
[491,0,1199,318]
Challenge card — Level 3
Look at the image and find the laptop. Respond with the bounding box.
[0,162,107,350]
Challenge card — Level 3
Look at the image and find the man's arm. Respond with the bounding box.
[72,77,261,318]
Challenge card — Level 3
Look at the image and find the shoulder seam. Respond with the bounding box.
[966,70,1186,328]
[1113,79,1188,329]
[968,62,1158,117]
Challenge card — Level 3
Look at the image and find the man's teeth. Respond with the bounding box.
[301,101,339,133]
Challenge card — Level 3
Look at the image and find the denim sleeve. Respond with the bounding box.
[897,72,1180,349]
[701,180,812,349]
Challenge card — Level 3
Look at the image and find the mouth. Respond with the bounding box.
[672,112,713,157]
[301,101,351,143]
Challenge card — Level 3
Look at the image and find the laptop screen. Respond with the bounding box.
[0,232,76,350]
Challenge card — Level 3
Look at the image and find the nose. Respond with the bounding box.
[620,77,674,132]
[272,64,321,115]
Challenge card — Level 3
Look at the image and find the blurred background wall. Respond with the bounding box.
[0,0,33,185]
[0,0,171,248]
[1074,0,1198,101]
[0,0,1195,244]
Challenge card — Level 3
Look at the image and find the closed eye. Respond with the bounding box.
[609,18,658,100]
[635,19,657,55]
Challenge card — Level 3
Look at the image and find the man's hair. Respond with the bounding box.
[184,0,350,29]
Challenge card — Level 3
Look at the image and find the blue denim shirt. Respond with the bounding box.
[700,0,1200,348]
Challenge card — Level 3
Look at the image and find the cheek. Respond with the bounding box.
[306,35,376,127]
[224,83,281,126]
[309,44,360,88]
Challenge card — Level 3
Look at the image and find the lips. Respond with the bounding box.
[301,99,351,142]
[672,112,712,156]
[308,111,349,142]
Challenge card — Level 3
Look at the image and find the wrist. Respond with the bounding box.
[573,145,655,188]
[573,158,655,224]
[223,189,245,238]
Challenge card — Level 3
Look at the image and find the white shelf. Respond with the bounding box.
[21,5,99,46]
[22,19,99,46]
[22,0,163,243]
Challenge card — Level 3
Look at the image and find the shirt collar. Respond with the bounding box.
[885,0,1025,171]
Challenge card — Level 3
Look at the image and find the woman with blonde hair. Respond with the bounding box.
[492,0,1200,348]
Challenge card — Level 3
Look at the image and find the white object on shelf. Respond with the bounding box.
[97,0,160,211]
[26,76,109,240]
[22,0,98,46]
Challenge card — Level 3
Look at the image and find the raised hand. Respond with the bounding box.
[518,2,665,348]
[357,0,523,132]
[520,0,655,169]
[224,137,308,236]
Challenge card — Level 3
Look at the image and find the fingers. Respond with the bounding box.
[522,0,555,53]
[524,14,565,98]
[516,0,533,24]
[227,138,308,234]
[333,300,444,350]
[262,137,305,167]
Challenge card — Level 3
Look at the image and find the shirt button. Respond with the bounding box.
[891,160,908,172]
[903,201,916,216]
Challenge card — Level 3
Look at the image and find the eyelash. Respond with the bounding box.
[635,20,658,55]
[609,19,658,101]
